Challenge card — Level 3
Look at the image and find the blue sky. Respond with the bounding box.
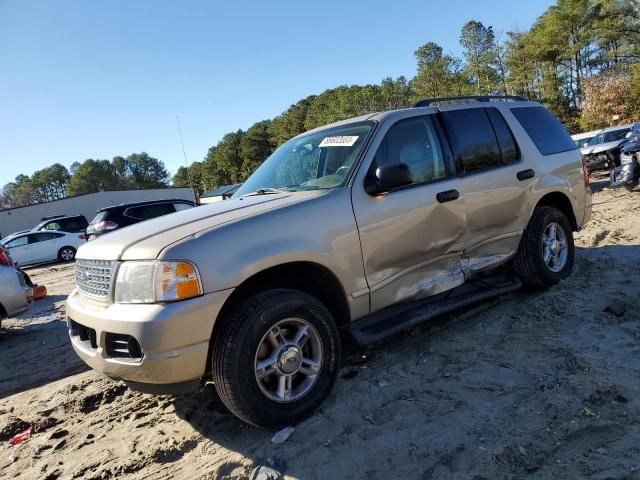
[0,0,554,186]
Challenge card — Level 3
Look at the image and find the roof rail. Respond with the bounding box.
[411,95,528,108]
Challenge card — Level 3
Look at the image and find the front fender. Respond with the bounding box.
[159,189,368,312]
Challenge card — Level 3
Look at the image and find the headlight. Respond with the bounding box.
[114,261,203,304]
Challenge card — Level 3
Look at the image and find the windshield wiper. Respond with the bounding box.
[240,187,292,198]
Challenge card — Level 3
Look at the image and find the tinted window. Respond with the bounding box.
[603,129,630,143]
[7,236,28,248]
[511,106,576,155]
[59,217,86,231]
[440,109,501,173]
[173,202,194,212]
[30,232,61,243]
[372,116,447,185]
[126,203,175,220]
[485,108,519,164]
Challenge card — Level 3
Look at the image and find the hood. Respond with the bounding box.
[580,139,625,156]
[77,190,327,261]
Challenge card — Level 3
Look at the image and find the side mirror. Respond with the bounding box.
[365,163,413,195]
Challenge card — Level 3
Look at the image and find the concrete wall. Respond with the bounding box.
[0,188,196,239]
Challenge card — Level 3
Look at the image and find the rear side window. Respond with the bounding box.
[485,108,519,164]
[126,203,176,220]
[29,232,61,243]
[440,109,501,173]
[60,217,87,231]
[511,106,576,155]
[43,222,61,231]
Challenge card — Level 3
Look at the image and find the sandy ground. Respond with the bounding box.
[1,181,640,480]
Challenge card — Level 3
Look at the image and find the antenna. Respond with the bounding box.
[176,114,197,201]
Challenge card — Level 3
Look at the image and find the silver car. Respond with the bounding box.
[0,264,32,326]
[580,125,632,173]
[67,96,592,428]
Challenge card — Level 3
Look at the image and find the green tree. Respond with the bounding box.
[203,131,244,187]
[269,97,315,146]
[67,159,119,196]
[412,42,458,98]
[112,156,131,189]
[239,120,275,179]
[460,20,499,93]
[30,163,70,202]
[126,152,170,189]
[172,161,207,196]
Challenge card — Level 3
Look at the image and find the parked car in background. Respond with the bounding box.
[0,231,84,266]
[580,125,632,173]
[32,215,89,234]
[619,122,640,165]
[0,263,32,327]
[571,129,600,148]
[67,95,591,428]
[85,199,196,240]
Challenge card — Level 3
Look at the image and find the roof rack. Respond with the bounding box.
[411,95,527,108]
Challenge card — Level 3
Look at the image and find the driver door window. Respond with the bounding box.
[372,116,448,186]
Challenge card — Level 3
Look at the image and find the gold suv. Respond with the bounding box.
[67,96,592,428]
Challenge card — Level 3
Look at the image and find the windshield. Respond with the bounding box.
[234,122,374,197]
[575,136,594,148]
[586,129,630,146]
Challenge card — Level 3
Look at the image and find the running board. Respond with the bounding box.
[346,275,522,345]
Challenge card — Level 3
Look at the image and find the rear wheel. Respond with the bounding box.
[57,246,76,262]
[514,206,574,289]
[211,289,341,429]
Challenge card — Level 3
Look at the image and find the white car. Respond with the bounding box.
[0,231,84,267]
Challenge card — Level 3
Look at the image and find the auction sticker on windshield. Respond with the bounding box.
[319,136,359,147]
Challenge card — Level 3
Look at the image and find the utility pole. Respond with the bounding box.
[176,114,197,203]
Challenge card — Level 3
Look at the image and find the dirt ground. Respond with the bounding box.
[1,180,640,480]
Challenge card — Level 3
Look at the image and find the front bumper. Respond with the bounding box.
[66,288,233,387]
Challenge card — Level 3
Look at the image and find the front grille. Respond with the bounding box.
[75,259,115,299]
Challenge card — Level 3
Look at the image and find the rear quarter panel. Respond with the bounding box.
[500,104,590,229]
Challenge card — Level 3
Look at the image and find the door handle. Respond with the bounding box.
[436,189,459,203]
[517,169,535,181]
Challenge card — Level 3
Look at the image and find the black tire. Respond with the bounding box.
[57,246,76,262]
[211,289,341,429]
[514,206,575,289]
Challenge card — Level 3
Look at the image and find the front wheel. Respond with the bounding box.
[514,206,575,289]
[57,246,76,262]
[211,289,341,429]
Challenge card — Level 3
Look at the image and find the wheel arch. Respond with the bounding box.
[217,261,351,329]
[204,261,350,378]
[535,191,578,231]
